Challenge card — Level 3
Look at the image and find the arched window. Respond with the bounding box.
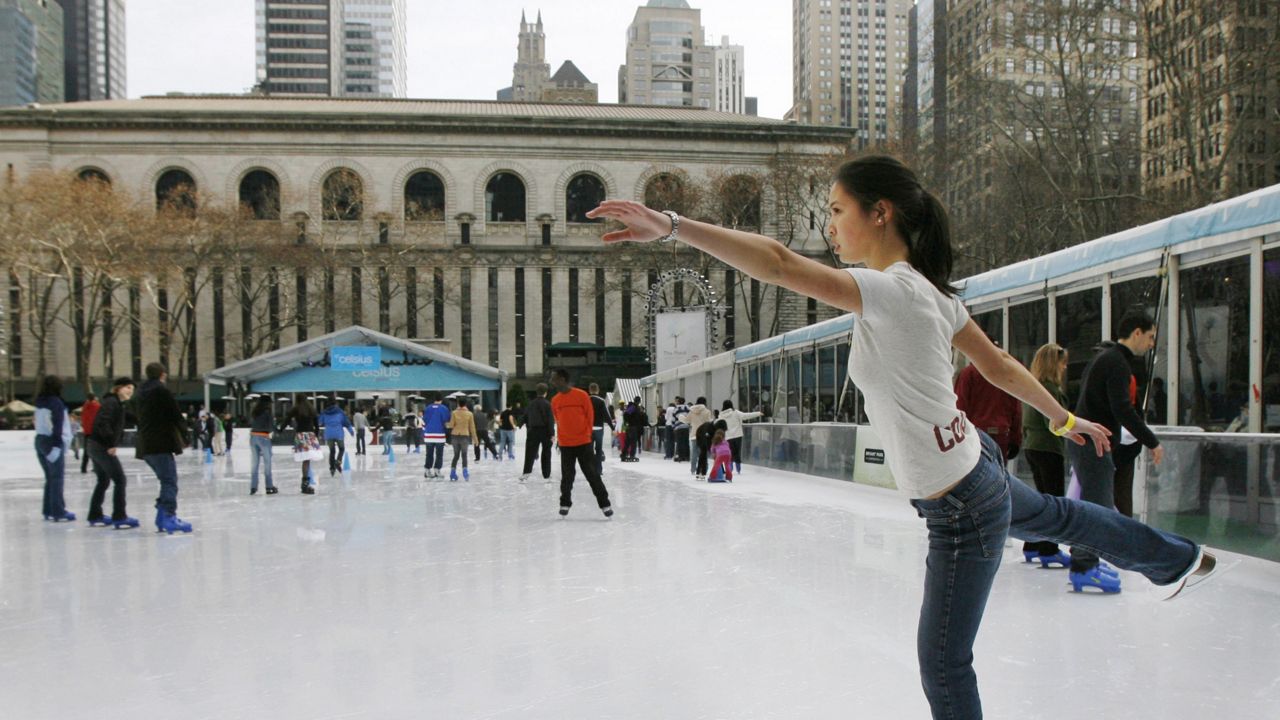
[644,173,692,217]
[404,170,445,221]
[485,172,526,222]
[239,169,281,220]
[156,169,197,215]
[717,174,761,229]
[565,173,606,223]
[322,168,363,221]
[76,168,111,186]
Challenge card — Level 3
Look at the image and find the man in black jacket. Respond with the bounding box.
[588,383,614,476]
[86,377,137,528]
[1067,312,1163,590]
[135,362,193,534]
[520,384,555,482]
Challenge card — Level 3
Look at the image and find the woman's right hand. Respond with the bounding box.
[586,201,671,243]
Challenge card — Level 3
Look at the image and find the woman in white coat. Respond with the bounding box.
[719,399,763,474]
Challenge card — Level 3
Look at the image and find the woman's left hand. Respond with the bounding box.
[1064,416,1112,456]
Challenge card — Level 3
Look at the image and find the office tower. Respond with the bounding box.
[788,0,912,145]
[256,0,405,98]
[713,35,744,114]
[619,0,714,108]
[56,0,124,102]
[0,0,65,106]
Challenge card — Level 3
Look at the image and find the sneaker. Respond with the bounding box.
[1161,547,1226,601]
[1069,566,1122,594]
[601,505,613,518]
[559,506,569,517]
[266,487,278,495]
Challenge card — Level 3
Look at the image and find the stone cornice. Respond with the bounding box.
[0,108,856,147]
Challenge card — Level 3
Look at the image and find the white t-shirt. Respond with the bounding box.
[845,262,979,499]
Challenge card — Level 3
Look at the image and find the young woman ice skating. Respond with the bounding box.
[587,155,1219,719]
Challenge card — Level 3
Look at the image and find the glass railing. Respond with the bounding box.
[1140,430,1280,564]
[738,423,858,482]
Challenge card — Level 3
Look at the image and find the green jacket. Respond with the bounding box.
[1022,379,1066,455]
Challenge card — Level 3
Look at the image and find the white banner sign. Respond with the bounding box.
[655,310,707,373]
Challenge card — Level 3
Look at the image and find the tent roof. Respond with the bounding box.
[204,326,506,391]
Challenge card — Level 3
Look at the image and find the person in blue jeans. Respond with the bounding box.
[247,396,277,495]
[134,362,192,533]
[588,155,1220,720]
[34,374,75,522]
[319,399,355,475]
[422,394,452,479]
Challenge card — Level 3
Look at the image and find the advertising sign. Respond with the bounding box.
[655,310,707,373]
[331,346,381,372]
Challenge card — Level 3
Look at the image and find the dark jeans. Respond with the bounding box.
[1112,441,1142,518]
[474,430,497,460]
[1066,439,1116,570]
[728,437,744,468]
[1021,448,1065,556]
[87,439,128,520]
[450,439,470,469]
[327,437,346,473]
[35,435,67,518]
[559,443,611,510]
[625,429,642,460]
[911,431,1197,720]
[523,426,553,478]
[355,428,366,454]
[659,426,673,458]
[673,426,690,461]
[143,453,179,514]
[592,427,605,475]
[424,442,445,469]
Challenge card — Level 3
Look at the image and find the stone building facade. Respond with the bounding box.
[0,96,852,394]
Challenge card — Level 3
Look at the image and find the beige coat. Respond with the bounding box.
[447,408,479,444]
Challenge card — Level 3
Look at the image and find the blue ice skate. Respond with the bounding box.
[45,511,76,522]
[155,509,193,534]
[88,516,114,527]
[1069,565,1121,593]
[1022,550,1071,568]
[112,517,140,529]
[462,468,469,481]
[449,469,458,481]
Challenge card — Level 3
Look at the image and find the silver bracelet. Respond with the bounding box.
[657,210,680,244]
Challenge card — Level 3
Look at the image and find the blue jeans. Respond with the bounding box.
[35,436,67,517]
[250,434,274,491]
[910,431,1197,719]
[143,453,179,513]
[424,442,445,470]
[498,429,515,458]
[381,430,395,453]
[592,427,605,475]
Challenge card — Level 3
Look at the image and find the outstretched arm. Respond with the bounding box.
[952,320,1111,455]
[587,201,863,314]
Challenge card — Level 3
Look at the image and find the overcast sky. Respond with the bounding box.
[125,0,794,118]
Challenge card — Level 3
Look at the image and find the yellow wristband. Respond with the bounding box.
[1051,413,1076,437]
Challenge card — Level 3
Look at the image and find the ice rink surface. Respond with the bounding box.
[1,430,1278,719]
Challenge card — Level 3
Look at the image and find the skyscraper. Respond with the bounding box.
[256,0,405,98]
[56,0,124,102]
[618,0,714,109]
[0,0,65,106]
[788,0,912,145]
[713,36,744,114]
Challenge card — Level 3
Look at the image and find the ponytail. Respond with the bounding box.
[834,155,958,297]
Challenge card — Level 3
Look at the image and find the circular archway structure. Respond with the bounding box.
[645,268,725,373]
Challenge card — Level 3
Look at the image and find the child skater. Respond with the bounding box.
[707,427,733,483]
[587,155,1219,720]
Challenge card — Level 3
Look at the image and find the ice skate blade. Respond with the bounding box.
[1159,549,1238,601]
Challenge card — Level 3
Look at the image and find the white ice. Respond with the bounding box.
[1,430,1278,719]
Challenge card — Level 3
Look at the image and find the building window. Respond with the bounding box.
[156,169,197,215]
[515,268,526,377]
[404,170,445,220]
[460,268,472,359]
[77,168,111,186]
[433,268,445,338]
[644,173,692,216]
[406,267,417,338]
[596,267,606,347]
[295,270,308,342]
[239,170,281,220]
[485,172,526,222]
[565,173,606,223]
[488,268,500,368]
[569,268,579,342]
[322,168,363,221]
